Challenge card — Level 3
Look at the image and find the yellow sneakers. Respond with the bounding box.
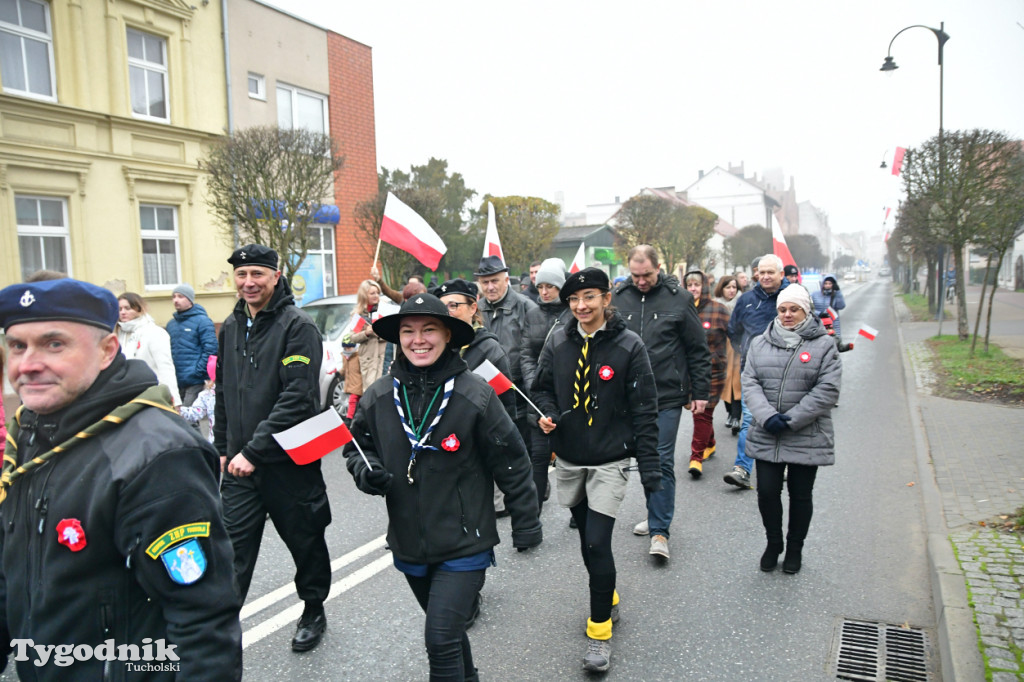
[688,458,703,478]
[703,444,716,460]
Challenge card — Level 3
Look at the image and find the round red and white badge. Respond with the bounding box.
[56,518,87,552]
[799,352,811,363]
[598,366,614,381]
[703,321,711,329]
[441,434,460,452]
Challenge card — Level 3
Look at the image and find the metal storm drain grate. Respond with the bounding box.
[833,618,931,681]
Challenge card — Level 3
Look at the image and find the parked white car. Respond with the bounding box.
[303,294,400,412]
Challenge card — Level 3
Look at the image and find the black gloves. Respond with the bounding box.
[640,469,663,493]
[348,454,392,496]
[764,413,792,434]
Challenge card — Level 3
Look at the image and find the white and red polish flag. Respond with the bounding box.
[827,306,839,320]
[569,241,586,274]
[380,192,447,270]
[890,147,907,176]
[351,312,382,333]
[472,359,514,395]
[771,214,798,271]
[858,324,879,341]
[483,202,505,263]
[273,409,352,465]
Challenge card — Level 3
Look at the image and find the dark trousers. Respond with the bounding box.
[221,464,332,603]
[180,383,205,407]
[405,568,486,682]
[528,427,551,513]
[755,460,818,548]
[569,501,616,624]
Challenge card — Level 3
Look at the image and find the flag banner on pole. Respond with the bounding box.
[569,241,586,274]
[483,202,505,263]
[380,192,447,270]
[858,324,879,341]
[771,214,797,271]
[891,147,907,176]
[273,409,352,465]
[472,359,514,395]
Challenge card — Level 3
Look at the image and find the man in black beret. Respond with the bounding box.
[0,278,242,679]
[215,244,332,652]
[473,256,538,514]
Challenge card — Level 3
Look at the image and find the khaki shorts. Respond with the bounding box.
[554,457,631,518]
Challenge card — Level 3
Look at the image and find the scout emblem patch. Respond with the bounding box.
[160,539,207,585]
[55,518,87,552]
[147,522,211,585]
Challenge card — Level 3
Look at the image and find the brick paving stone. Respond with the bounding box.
[991,673,1020,682]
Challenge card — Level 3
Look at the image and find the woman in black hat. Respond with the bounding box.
[531,268,660,673]
[344,293,542,682]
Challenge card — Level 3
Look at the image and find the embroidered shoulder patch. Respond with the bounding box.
[146,522,211,559]
[160,538,207,585]
[282,355,310,366]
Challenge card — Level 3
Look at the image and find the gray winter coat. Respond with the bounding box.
[742,315,842,466]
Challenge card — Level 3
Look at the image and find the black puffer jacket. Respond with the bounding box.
[519,299,570,393]
[612,273,712,408]
[0,356,241,681]
[345,351,542,565]
[460,325,516,419]
[531,314,660,473]
[214,277,323,465]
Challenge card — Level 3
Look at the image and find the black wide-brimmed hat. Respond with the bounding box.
[372,293,475,347]
[473,255,509,277]
[435,278,478,302]
[559,267,610,304]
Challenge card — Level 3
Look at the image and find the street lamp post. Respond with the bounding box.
[880,22,950,331]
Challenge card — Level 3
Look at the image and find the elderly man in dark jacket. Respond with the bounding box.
[612,245,711,561]
[0,278,241,680]
[215,244,331,653]
[724,253,790,489]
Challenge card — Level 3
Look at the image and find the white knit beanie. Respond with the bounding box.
[535,258,567,289]
[776,284,812,315]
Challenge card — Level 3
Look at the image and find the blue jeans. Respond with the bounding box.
[644,407,682,538]
[733,400,754,473]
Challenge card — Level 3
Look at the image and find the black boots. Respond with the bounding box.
[292,601,327,652]
[760,543,784,571]
[783,543,803,574]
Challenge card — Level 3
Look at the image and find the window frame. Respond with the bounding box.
[126,26,170,123]
[247,72,265,100]
[138,203,181,289]
[15,193,71,279]
[276,82,329,135]
[0,0,57,101]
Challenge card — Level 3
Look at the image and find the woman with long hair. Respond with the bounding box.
[344,279,389,420]
[714,276,743,433]
[116,292,180,407]
[743,285,841,574]
[345,294,541,681]
[532,268,659,673]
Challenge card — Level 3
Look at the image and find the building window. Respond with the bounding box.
[247,72,265,100]
[276,83,327,134]
[139,204,179,287]
[0,0,56,100]
[16,194,70,280]
[126,27,168,122]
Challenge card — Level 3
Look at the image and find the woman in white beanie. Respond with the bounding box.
[741,283,841,574]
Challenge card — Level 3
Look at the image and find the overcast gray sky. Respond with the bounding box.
[269,0,1024,238]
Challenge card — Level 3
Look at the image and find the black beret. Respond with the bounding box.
[559,267,610,304]
[372,293,475,348]
[435,278,478,301]
[0,278,119,332]
[228,244,278,270]
[472,255,509,277]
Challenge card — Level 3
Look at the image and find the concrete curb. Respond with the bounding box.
[894,295,985,681]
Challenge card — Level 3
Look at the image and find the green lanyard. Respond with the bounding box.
[401,384,443,439]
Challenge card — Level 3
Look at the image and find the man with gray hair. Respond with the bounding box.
[724,253,790,489]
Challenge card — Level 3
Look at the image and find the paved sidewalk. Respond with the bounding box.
[897,285,1024,681]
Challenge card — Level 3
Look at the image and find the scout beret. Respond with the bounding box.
[0,278,119,332]
[228,244,278,270]
[435,278,478,302]
[559,267,610,304]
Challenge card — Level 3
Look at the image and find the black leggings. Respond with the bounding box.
[529,428,551,513]
[569,501,616,623]
[755,460,818,547]
[405,568,486,682]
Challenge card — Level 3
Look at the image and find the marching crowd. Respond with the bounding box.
[0,244,845,679]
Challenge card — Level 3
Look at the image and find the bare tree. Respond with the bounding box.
[614,194,716,274]
[202,126,343,281]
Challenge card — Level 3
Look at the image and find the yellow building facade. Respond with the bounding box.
[0,0,237,322]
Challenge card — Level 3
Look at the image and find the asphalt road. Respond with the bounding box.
[234,278,940,681]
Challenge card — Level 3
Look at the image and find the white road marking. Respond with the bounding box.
[242,553,393,649]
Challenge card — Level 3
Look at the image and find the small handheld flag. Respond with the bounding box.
[858,324,878,341]
[473,359,514,395]
[273,409,373,469]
